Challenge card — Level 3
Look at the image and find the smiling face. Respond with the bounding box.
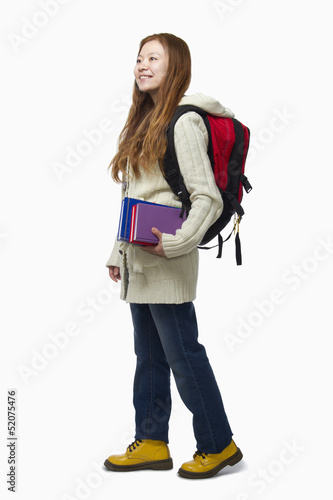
[134,40,169,104]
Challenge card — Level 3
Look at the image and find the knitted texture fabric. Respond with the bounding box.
[105,93,234,303]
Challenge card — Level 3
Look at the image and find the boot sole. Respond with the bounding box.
[104,457,173,472]
[178,447,243,479]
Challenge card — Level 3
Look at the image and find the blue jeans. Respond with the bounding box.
[130,302,233,454]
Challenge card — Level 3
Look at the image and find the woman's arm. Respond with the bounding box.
[105,177,126,269]
[161,111,223,259]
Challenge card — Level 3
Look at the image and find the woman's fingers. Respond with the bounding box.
[109,266,121,282]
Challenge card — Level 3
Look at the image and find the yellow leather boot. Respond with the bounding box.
[178,439,242,479]
[104,439,173,471]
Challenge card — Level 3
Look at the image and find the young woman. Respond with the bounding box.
[104,33,243,480]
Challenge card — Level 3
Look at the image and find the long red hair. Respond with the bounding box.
[108,33,192,182]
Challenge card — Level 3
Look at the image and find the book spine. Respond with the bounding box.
[129,205,136,243]
[117,199,125,240]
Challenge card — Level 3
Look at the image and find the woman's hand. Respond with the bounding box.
[109,266,121,282]
[142,227,166,257]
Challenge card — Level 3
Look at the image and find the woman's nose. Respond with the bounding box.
[138,59,148,71]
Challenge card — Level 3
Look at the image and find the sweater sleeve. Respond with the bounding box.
[162,112,223,259]
[105,183,126,268]
[105,237,122,268]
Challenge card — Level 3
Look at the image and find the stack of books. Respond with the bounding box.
[117,197,186,245]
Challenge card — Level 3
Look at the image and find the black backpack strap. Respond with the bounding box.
[198,233,223,258]
[234,215,242,265]
[198,228,233,258]
[198,219,242,264]
[240,173,252,193]
[224,191,244,217]
[164,105,213,217]
[235,232,242,265]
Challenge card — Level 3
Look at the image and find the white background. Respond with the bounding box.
[1,1,332,499]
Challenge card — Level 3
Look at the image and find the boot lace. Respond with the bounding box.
[194,450,206,459]
[128,439,143,453]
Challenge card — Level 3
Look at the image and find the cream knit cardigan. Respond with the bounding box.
[105,93,234,304]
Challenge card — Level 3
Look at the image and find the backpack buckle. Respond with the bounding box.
[233,214,241,234]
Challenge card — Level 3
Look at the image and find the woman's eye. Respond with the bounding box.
[136,57,156,63]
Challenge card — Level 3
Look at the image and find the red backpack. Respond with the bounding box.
[163,104,252,264]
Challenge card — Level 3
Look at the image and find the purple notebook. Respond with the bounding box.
[130,203,186,244]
